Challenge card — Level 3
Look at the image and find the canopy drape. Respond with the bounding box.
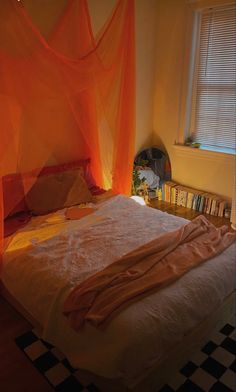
[0,0,135,264]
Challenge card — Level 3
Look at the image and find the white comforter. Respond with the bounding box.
[2,195,236,385]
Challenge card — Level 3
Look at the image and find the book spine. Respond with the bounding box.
[177,189,185,206]
[192,195,198,210]
[180,190,187,207]
[196,195,201,211]
[175,188,179,205]
[199,196,205,212]
[214,200,220,216]
[186,193,193,209]
[218,201,225,217]
[206,198,212,214]
[204,197,209,213]
[210,199,216,216]
[170,187,176,204]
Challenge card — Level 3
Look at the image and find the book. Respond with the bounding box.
[206,198,213,214]
[203,198,208,213]
[186,192,194,209]
[214,199,221,216]
[175,185,182,206]
[192,194,198,210]
[210,198,217,216]
[164,181,177,203]
[179,190,188,207]
[201,193,212,213]
[210,196,222,216]
[198,196,205,212]
[160,181,229,219]
[191,189,203,210]
[171,186,177,204]
[196,195,201,211]
[175,187,179,205]
[218,200,226,217]
[179,186,196,209]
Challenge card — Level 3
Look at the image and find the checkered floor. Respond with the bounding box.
[15,322,236,392]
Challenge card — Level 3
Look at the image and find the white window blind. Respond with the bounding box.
[190,4,236,154]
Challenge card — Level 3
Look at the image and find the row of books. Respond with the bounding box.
[161,181,230,217]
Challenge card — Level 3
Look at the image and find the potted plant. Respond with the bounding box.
[184,132,201,148]
[132,169,147,195]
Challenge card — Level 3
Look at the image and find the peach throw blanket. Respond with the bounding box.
[63,216,236,330]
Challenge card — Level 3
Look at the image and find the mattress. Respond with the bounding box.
[2,195,236,386]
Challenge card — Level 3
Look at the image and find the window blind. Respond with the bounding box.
[190,4,236,154]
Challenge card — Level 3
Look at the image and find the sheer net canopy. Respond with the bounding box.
[0,0,135,262]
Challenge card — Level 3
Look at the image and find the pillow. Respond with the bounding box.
[25,169,92,215]
[3,159,93,218]
[4,212,31,238]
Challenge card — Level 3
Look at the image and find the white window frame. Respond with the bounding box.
[184,0,236,156]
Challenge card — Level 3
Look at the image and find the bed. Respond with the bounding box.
[1,193,236,391]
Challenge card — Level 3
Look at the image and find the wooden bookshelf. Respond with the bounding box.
[149,199,233,230]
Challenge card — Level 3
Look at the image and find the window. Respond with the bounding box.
[189,4,236,154]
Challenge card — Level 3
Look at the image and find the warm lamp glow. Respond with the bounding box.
[5,223,66,253]
[130,196,146,206]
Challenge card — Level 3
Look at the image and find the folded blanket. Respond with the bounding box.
[63,215,236,330]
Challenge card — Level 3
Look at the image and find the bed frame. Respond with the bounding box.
[1,282,235,392]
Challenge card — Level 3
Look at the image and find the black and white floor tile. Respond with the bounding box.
[15,322,236,392]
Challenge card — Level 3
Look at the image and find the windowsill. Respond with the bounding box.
[199,145,236,155]
[172,144,236,164]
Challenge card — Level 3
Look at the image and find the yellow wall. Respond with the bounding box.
[23,0,157,157]
[152,0,235,199]
[134,0,157,153]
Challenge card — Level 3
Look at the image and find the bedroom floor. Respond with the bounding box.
[0,296,235,392]
[0,296,53,392]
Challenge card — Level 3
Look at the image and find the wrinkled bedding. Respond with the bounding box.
[2,195,236,385]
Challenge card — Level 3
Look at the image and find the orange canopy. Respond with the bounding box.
[0,0,135,263]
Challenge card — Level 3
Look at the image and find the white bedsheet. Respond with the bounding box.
[2,195,236,385]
